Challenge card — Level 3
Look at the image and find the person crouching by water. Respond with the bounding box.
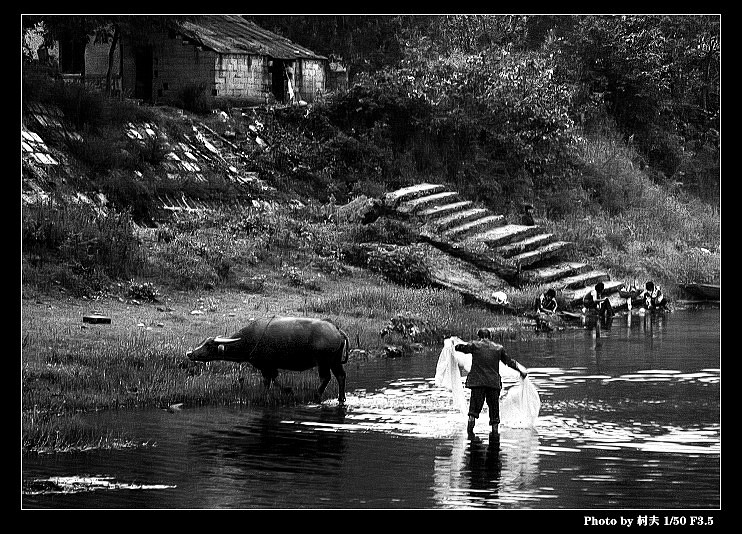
[639,281,666,310]
[535,288,558,315]
[455,329,528,439]
[583,282,613,319]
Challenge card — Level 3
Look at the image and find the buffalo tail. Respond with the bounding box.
[339,328,350,364]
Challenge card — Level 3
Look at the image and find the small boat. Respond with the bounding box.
[679,283,720,301]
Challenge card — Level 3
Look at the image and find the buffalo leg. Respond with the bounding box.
[260,368,293,400]
[330,361,346,405]
[261,368,278,391]
[316,364,332,401]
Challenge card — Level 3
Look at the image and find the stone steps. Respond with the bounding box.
[398,191,459,214]
[510,241,574,268]
[418,200,474,220]
[429,207,490,232]
[520,262,593,285]
[384,183,445,207]
[421,243,509,302]
[549,269,611,290]
[467,224,543,247]
[442,214,507,240]
[384,183,631,312]
[498,233,555,257]
[159,194,205,212]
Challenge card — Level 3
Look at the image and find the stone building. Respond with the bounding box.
[50,16,329,105]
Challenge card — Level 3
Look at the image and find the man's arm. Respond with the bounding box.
[454,343,474,354]
[499,349,528,378]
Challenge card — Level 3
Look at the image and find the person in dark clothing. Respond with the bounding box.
[583,281,613,319]
[639,281,667,310]
[521,204,536,226]
[535,288,558,314]
[455,333,528,438]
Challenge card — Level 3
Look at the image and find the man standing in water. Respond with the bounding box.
[455,330,528,438]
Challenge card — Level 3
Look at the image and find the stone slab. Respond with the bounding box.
[467,224,542,247]
[442,214,506,240]
[398,191,458,214]
[511,241,573,267]
[498,233,554,257]
[430,207,489,231]
[418,200,473,219]
[384,183,445,207]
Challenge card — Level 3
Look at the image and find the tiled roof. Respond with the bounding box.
[174,15,326,60]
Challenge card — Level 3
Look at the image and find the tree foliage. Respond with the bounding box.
[314,14,719,200]
[548,16,719,179]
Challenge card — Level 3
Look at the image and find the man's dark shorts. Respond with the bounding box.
[468,387,500,426]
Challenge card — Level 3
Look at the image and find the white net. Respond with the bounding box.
[435,337,540,428]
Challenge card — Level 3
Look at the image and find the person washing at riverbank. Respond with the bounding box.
[535,288,558,315]
[583,282,613,319]
[455,331,528,438]
[639,281,667,310]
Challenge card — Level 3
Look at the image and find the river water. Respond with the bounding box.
[22,308,720,510]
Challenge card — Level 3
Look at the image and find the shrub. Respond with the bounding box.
[147,236,231,290]
[380,314,440,344]
[97,170,156,223]
[127,280,161,302]
[366,245,431,288]
[23,70,157,131]
[175,83,213,115]
[237,276,266,293]
[64,130,128,176]
[341,217,418,246]
[22,198,144,292]
[280,265,323,291]
[313,255,351,277]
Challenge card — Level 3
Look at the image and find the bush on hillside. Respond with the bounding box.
[366,245,432,288]
[22,198,143,294]
[23,67,157,131]
[97,170,156,223]
[174,83,213,115]
[147,235,232,290]
[325,71,433,152]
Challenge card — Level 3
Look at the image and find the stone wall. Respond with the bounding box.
[296,59,325,103]
[214,54,268,102]
[128,30,217,104]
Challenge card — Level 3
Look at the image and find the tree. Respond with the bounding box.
[548,15,719,178]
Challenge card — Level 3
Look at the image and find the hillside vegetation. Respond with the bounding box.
[23,16,721,302]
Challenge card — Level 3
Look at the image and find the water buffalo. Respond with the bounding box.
[186,316,349,404]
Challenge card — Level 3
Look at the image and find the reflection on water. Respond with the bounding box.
[22,309,720,509]
[434,428,544,508]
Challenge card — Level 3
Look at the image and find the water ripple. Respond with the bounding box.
[23,475,176,496]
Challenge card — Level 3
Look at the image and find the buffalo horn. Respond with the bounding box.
[214,337,241,344]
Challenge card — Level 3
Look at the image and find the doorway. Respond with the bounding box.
[270,58,286,102]
[134,46,153,102]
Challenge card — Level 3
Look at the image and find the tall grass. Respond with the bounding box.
[22,197,144,294]
[304,282,534,350]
